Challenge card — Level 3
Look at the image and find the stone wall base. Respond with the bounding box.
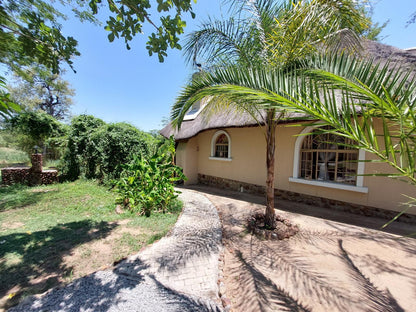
[1,167,58,186]
[198,174,416,224]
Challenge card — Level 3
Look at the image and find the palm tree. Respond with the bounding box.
[171,0,370,228]
[270,53,416,225]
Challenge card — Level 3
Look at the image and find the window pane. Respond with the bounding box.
[300,127,358,185]
[215,144,228,158]
[214,133,229,158]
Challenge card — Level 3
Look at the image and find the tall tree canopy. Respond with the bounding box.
[8,66,75,120]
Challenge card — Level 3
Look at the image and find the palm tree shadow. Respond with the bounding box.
[338,239,405,312]
[232,249,310,312]
[250,237,356,311]
[153,227,222,272]
[150,193,222,272]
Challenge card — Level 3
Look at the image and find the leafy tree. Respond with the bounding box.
[93,0,196,62]
[0,0,81,75]
[85,122,155,181]
[173,0,370,228]
[7,111,67,158]
[1,0,196,73]
[8,66,75,120]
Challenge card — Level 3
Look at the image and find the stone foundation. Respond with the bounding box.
[1,167,31,185]
[198,174,416,224]
[1,167,58,186]
[1,154,58,186]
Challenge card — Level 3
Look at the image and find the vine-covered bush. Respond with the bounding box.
[61,115,158,182]
[85,122,156,181]
[115,138,186,217]
[60,115,105,181]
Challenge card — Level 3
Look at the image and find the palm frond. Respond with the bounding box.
[183,17,255,66]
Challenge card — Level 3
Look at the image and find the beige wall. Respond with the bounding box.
[197,128,267,186]
[176,139,199,184]
[176,124,416,215]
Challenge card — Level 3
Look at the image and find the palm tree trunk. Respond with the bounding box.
[265,110,276,229]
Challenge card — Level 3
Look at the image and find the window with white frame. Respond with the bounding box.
[290,125,367,192]
[300,126,358,185]
[210,130,231,160]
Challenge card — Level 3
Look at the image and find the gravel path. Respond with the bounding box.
[9,189,223,312]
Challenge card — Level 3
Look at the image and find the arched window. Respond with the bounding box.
[210,130,232,161]
[291,125,367,192]
[300,126,358,185]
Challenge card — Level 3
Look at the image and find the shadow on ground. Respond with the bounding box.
[0,220,117,309]
[9,249,221,312]
[153,227,221,272]
[202,184,416,311]
[184,185,416,237]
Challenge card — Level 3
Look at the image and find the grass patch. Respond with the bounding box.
[0,147,29,168]
[0,180,181,310]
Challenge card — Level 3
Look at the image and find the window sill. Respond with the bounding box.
[289,177,368,193]
[209,157,232,162]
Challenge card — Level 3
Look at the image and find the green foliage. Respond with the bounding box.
[60,115,106,181]
[0,77,21,118]
[0,147,29,168]
[286,53,416,186]
[61,115,157,182]
[84,122,155,181]
[115,138,186,217]
[6,111,67,158]
[96,0,196,62]
[0,0,80,75]
[0,130,19,148]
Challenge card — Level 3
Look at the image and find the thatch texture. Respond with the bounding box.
[160,109,262,140]
[360,39,416,69]
[161,40,416,140]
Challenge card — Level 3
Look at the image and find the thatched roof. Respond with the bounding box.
[161,40,416,140]
[160,108,266,140]
[360,39,416,68]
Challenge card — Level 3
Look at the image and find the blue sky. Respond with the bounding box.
[61,0,416,132]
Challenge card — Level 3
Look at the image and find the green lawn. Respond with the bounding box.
[0,180,181,309]
[0,147,29,168]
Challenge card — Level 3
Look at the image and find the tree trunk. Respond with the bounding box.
[264,110,276,229]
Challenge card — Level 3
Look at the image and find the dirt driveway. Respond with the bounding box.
[188,185,416,312]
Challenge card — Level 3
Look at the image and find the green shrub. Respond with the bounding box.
[60,115,106,181]
[61,115,158,182]
[85,122,155,181]
[115,139,186,217]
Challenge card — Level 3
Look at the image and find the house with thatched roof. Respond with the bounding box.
[161,40,416,220]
